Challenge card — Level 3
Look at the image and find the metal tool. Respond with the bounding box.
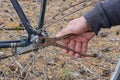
[38,33,99,58]
[0,0,99,60]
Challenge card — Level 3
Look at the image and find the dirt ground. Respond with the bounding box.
[0,0,120,80]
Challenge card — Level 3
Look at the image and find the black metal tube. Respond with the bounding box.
[0,43,22,48]
[0,43,12,48]
[10,0,33,35]
[0,40,21,43]
[38,0,47,29]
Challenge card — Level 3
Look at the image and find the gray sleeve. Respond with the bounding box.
[84,0,120,35]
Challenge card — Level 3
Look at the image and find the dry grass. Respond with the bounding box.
[0,0,120,80]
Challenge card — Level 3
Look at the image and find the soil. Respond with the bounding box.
[0,0,120,80]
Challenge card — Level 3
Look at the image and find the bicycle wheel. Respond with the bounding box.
[0,0,120,80]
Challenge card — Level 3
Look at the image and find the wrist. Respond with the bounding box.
[81,16,92,31]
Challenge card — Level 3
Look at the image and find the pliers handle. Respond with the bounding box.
[38,34,98,58]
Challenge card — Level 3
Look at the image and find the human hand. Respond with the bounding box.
[56,16,95,58]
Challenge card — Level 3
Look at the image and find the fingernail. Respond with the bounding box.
[74,54,80,58]
[62,49,68,53]
[69,51,74,56]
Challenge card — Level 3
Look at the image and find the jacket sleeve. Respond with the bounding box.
[84,0,120,35]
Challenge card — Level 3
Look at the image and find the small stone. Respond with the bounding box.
[108,38,117,42]
[9,65,17,71]
[48,75,54,79]
[0,52,4,55]
[102,70,111,77]
[116,31,119,35]
[61,61,66,68]
[10,18,14,22]
[4,10,9,13]
[98,32,109,37]
[47,60,56,66]
[63,0,66,2]
[94,52,103,59]
[30,70,43,77]
[53,57,59,63]
[101,47,110,53]
[79,69,86,75]
[81,3,87,7]
[0,70,3,76]
[73,71,81,78]
[107,60,117,64]
[0,22,4,25]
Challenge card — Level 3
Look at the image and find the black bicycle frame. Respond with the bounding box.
[0,0,47,48]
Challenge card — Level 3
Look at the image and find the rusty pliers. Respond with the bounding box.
[38,34,99,58]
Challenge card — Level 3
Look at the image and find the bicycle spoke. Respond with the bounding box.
[0,0,119,80]
[45,0,101,28]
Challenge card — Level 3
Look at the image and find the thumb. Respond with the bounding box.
[56,26,73,37]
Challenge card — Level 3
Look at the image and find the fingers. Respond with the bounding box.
[81,41,88,54]
[75,42,81,53]
[62,38,70,54]
[59,33,90,58]
[74,54,80,58]
[74,42,82,58]
[66,40,82,58]
[56,26,73,37]
[62,37,83,58]
[61,35,76,54]
[68,40,76,56]
[67,37,88,58]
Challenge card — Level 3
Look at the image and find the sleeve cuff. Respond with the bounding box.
[83,2,111,35]
[84,7,101,35]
